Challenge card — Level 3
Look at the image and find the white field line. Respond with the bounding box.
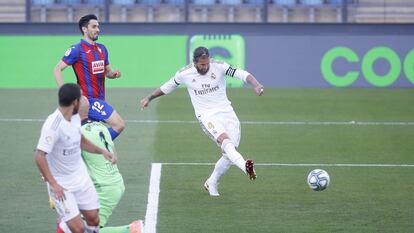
[161,162,414,167]
[144,161,414,233]
[1,118,414,126]
[144,163,162,233]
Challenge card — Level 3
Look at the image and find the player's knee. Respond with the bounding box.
[117,118,125,132]
[85,214,100,227]
[112,119,125,133]
[109,115,125,133]
[217,133,230,145]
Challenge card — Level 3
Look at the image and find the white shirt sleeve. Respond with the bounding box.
[37,122,58,154]
[221,62,250,82]
[160,73,181,95]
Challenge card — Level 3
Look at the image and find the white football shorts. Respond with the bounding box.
[49,180,100,222]
[198,110,241,147]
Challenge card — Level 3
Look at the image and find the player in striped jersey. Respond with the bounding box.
[53,14,124,140]
[140,47,264,196]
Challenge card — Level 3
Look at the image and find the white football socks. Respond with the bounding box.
[59,219,100,233]
[59,221,70,233]
[221,139,246,174]
[208,155,232,183]
[85,224,100,233]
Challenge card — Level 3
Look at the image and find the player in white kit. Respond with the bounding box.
[140,46,264,196]
[35,83,117,233]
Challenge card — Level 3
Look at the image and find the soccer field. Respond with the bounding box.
[1,88,414,232]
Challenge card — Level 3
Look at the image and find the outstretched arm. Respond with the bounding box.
[246,74,264,96]
[53,61,70,87]
[224,63,263,96]
[140,75,180,110]
[140,88,165,110]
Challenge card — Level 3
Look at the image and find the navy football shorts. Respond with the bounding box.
[88,98,114,122]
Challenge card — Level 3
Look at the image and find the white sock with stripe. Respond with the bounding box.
[85,224,99,233]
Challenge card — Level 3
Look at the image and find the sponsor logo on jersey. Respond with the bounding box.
[211,73,216,79]
[92,60,105,74]
[194,84,219,95]
[62,147,80,156]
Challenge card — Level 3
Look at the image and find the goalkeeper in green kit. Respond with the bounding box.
[54,96,144,233]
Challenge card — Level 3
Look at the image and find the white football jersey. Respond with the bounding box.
[37,109,90,191]
[160,60,250,117]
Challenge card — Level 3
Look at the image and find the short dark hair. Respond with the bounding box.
[78,14,98,35]
[193,46,210,62]
[59,83,81,107]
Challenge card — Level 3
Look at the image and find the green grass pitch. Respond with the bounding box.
[0,88,413,232]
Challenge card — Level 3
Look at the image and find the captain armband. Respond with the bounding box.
[232,69,250,82]
[160,78,180,94]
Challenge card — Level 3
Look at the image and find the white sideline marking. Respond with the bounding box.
[144,163,162,233]
[161,162,414,167]
[0,118,43,122]
[1,118,414,126]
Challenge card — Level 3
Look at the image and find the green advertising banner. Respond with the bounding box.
[0,36,187,88]
[2,24,413,88]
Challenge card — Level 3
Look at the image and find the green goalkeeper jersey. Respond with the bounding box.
[81,120,123,187]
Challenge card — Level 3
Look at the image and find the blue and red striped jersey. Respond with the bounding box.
[62,39,109,100]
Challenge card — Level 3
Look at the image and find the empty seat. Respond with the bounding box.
[245,0,263,5]
[328,0,342,4]
[60,0,82,4]
[139,0,162,5]
[112,0,135,5]
[192,0,216,5]
[301,0,323,5]
[32,0,54,5]
[221,0,242,5]
[165,0,185,4]
[86,0,105,4]
[273,0,296,6]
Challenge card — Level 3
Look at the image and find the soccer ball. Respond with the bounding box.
[307,169,330,191]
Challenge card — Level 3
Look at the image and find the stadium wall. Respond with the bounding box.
[1,23,414,88]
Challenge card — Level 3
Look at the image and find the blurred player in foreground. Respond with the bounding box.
[53,14,124,140]
[35,83,116,233]
[55,96,144,233]
[140,46,264,196]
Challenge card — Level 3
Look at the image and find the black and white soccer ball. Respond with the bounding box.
[307,169,330,191]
